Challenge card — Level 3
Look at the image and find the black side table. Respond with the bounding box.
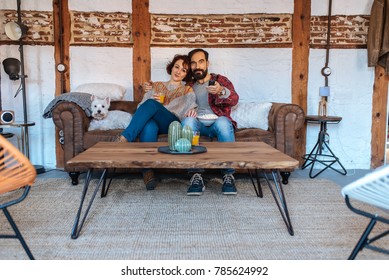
[0,121,35,158]
[302,115,347,178]
[0,121,45,174]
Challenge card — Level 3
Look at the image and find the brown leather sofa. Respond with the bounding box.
[52,100,305,185]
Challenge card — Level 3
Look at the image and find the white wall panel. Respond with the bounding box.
[307,49,374,169]
[0,0,52,11]
[312,0,373,15]
[70,47,134,100]
[150,0,293,14]
[69,0,132,12]
[0,45,56,168]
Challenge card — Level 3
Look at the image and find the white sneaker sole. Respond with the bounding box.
[187,186,205,196]
[222,191,237,195]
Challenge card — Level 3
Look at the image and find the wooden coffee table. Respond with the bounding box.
[67,142,299,238]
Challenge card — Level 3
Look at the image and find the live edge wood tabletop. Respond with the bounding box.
[67,142,299,171]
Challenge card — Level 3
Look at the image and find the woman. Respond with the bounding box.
[117,54,197,190]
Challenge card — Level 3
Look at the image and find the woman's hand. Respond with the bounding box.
[185,108,197,118]
[152,93,160,101]
[143,81,153,92]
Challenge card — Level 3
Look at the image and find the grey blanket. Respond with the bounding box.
[43,92,92,118]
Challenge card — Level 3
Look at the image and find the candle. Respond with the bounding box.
[319,86,330,97]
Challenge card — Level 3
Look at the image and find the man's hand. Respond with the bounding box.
[143,80,153,92]
[206,81,223,95]
[185,108,197,117]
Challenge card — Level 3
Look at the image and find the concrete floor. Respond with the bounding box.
[291,168,371,187]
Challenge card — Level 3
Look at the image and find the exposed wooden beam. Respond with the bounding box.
[53,0,70,168]
[292,0,311,165]
[132,0,151,101]
[53,0,70,95]
[371,66,389,168]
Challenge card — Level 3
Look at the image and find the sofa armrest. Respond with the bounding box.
[52,102,90,169]
[51,100,140,170]
[268,102,305,160]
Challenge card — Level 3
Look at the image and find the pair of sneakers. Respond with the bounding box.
[187,173,237,196]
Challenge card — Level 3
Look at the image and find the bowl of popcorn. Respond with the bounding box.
[197,114,218,126]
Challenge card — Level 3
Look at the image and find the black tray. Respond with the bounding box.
[158,145,207,154]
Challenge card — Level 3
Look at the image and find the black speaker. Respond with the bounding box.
[0,110,15,124]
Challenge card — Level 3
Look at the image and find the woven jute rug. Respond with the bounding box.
[0,176,388,260]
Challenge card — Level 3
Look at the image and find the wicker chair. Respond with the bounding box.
[341,165,389,259]
[0,134,36,260]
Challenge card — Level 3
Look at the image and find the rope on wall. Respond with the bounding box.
[318,0,333,116]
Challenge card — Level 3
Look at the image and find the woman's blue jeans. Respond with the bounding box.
[181,116,235,175]
[121,99,179,142]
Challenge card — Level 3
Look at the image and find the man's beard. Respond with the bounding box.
[193,68,208,80]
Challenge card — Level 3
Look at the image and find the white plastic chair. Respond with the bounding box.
[341,165,389,259]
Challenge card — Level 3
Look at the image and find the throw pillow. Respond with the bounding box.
[231,102,272,130]
[74,83,126,101]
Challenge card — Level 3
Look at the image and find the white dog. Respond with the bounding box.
[88,95,132,131]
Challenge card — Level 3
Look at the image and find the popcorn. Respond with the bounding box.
[197,114,218,120]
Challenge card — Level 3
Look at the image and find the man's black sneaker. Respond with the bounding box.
[222,174,237,195]
[187,173,205,196]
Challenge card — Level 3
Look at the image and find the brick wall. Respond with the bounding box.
[310,15,369,47]
[0,10,53,43]
[0,10,370,48]
[71,11,132,45]
[0,10,133,45]
[151,14,292,46]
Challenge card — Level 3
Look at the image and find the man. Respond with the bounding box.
[182,48,239,196]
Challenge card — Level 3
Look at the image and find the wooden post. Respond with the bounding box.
[132,0,151,101]
[371,66,389,168]
[53,0,70,95]
[292,0,311,165]
[53,0,70,168]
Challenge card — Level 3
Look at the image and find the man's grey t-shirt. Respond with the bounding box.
[193,81,214,116]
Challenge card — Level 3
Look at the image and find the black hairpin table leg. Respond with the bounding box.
[101,168,115,198]
[248,168,263,198]
[71,168,107,239]
[262,169,294,236]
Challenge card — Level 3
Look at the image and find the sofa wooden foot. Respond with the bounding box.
[69,172,80,185]
[280,172,290,184]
